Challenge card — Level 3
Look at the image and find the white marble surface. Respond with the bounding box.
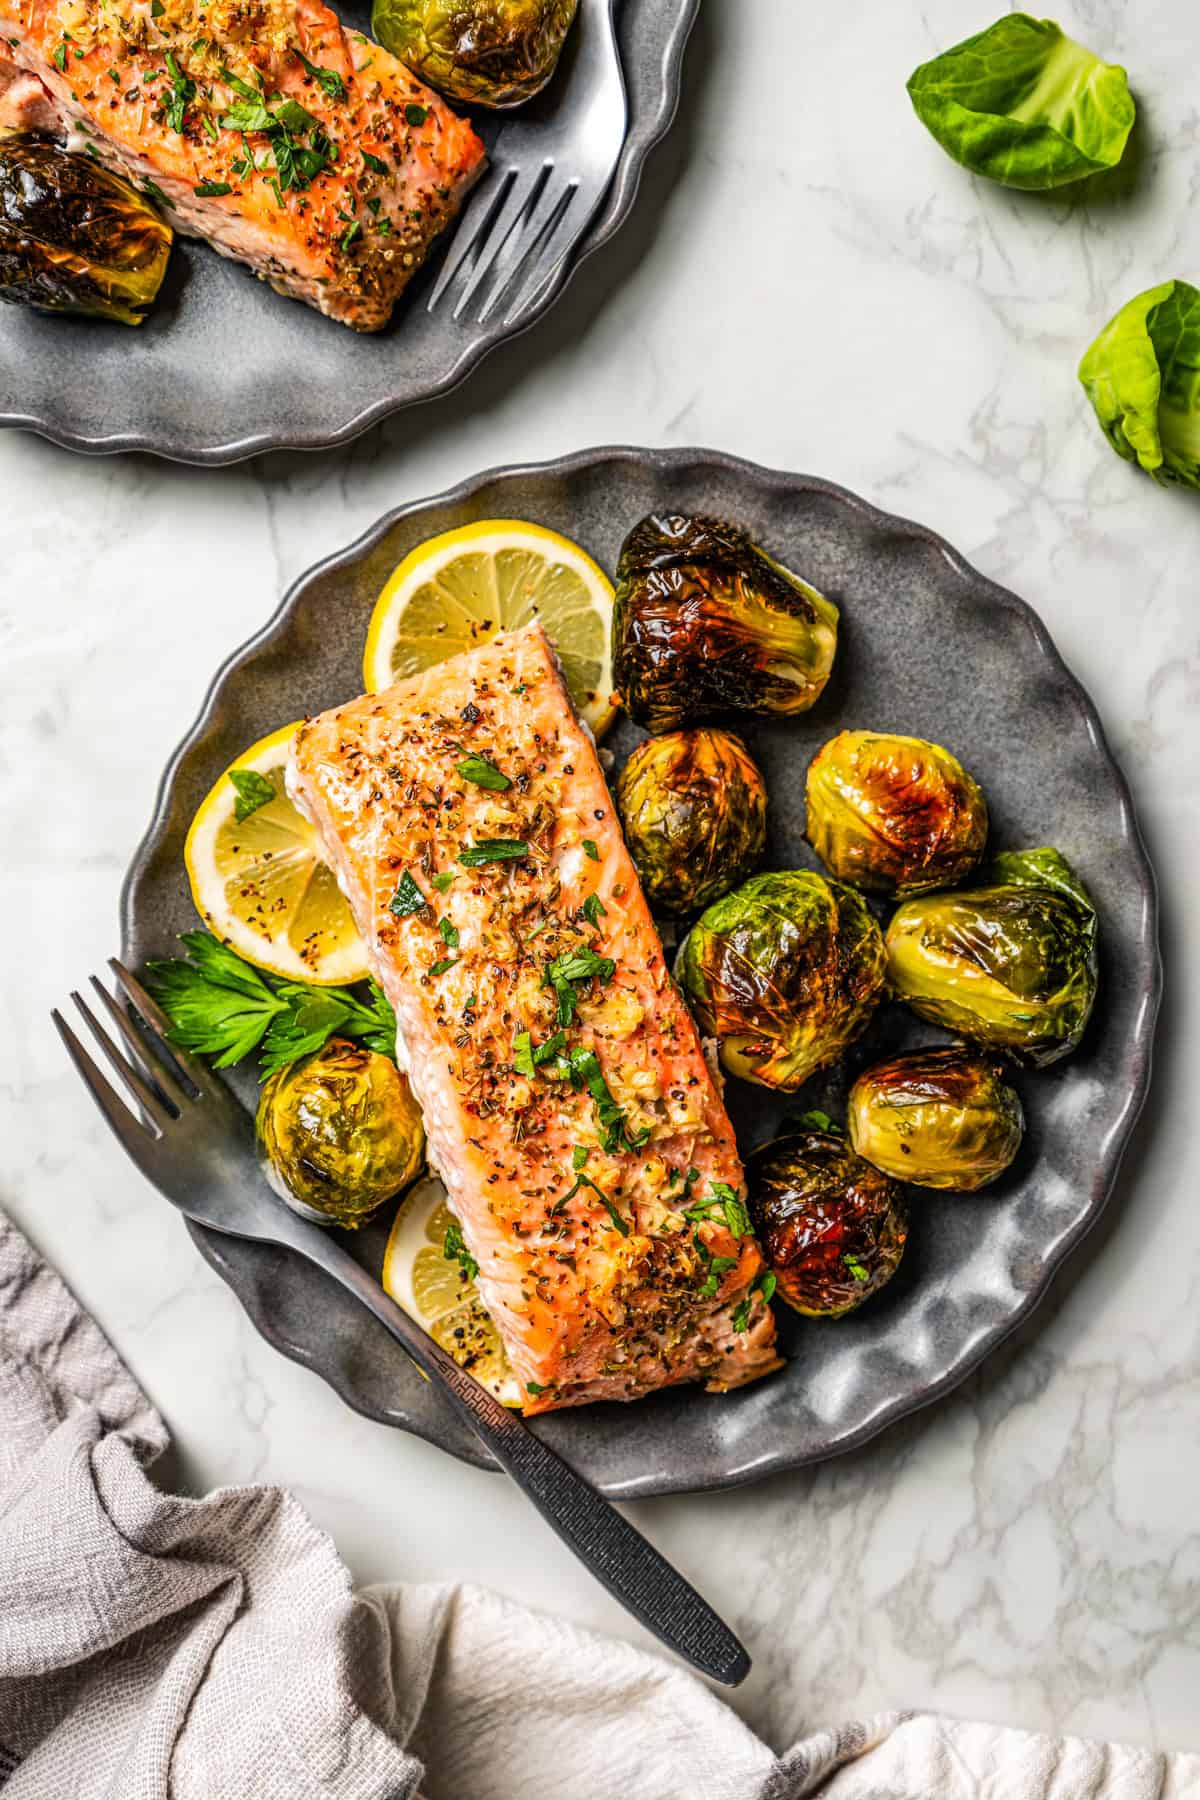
[2,0,1197,1762]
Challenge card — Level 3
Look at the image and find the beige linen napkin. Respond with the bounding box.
[1,1208,1196,1800]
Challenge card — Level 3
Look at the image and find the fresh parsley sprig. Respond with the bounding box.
[144,931,395,1077]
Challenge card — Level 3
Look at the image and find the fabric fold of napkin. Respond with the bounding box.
[1,1208,1196,1800]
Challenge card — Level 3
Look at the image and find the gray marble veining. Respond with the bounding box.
[1,0,1197,1760]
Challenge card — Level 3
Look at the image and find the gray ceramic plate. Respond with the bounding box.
[121,447,1160,1497]
[0,2,696,464]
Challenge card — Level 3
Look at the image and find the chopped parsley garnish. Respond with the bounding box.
[163,51,195,133]
[227,768,275,820]
[362,149,387,174]
[558,1168,629,1236]
[572,1145,588,1171]
[843,1254,870,1282]
[698,1255,737,1300]
[429,956,458,977]
[405,101,428,126]
[566,1047,649,1155]
[438,916,459,950]
[526,1381,546,1397]
[581,892,606,927]
[295,49,346,101]
[443,1219,478,1280]
[195,177,232,195]
[458,839,528,867]
[388,870,427,917]
[685,1183,751,1240]
[430,872,454,893]
[201,115,220,141]
[218,73,333,194]
[544,946,614,1027]
[732,1271,777,1334]
[151,0,164,13]
[512,1029,567,1078]
[792,1108,840,1134]
[53,41,66,69]
[143,930,395,1074]
[731,1297,751,1333]
[339,219,361,251]
[581,839,600,861]
[142,178,172,208]
[456,752,511,791]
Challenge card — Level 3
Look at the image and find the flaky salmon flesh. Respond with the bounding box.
[288,623,782,1414]
[0,0,484,328]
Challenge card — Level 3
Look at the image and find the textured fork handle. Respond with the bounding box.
[273,1215,750,1686]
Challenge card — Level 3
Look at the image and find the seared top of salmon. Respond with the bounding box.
[0,0,484,326]
[290,624,780,1413]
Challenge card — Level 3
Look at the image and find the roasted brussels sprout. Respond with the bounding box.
[886,847,1098,1067]
[805,730,988,897]
[677,870,886,1091]
[848,1047,1024,1192]
[0,134,172,325]
[747,1123,908,1317]
[257,1038,424,1227]
[612,513,839,734]
[371,0,578,108]
[616,727,767,915]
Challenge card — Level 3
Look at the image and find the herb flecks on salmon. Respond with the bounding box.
[0,0,484,328]
[288,623,782,1413]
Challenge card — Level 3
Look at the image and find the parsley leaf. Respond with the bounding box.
[544,945,615,1027]
[429,956,458,977]
[227,768,275,820]
[362,149,387,174]
[567,1047,648,1155]
[791,1108,841,1135]
[438,916,459,950]
[526,1381,546,1397]
[163,50,195,132]
[581,892,607,927]
[295,49,346,101]
[389,871,427,917]
[843,1254,870,1283]
[444,1218,478,1280]
[582,839,600,861]
[195,178,232,196]
[458,839,528,867]
[430,872,454,893]
[457,752,511,791]
[405,101,428,125]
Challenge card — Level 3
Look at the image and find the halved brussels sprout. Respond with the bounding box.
[612,513,839,734]
[886,847,1098,1067]
[616,727,767,915]
[0,134,172,324]
[907,15,1135,191]
[371,0,578,108]
[677,870,886,1091]
[747,1122,908,1317]
[257,1038,425,1227]
[848,1047,1023,1192]
[1079,279,1200,490]
[805,730,988,897]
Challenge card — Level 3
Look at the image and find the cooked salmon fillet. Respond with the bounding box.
[289,624,782,1414]
[0,0,484,328]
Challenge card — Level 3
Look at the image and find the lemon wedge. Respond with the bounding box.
[184,722,368,986]
[362,519,617,737]
[382,1174,522,1408]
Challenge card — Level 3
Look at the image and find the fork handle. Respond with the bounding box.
[273,1216,750,1687]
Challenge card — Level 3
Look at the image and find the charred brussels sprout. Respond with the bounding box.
[612,513,839,734]
[806,730,988,897]
[848,1047,1024,1192]
[747,1123,908,1317]
[616,727,767,915]
[371,0,578,108]
[257,1038,424,1227]
[886,847,1098,1067]
[0,134,172,325]
[677,870,886,1091]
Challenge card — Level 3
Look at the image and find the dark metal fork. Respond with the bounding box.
[426,0,627,327]
[53,962,751,1688]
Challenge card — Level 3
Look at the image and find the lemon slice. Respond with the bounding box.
[184,722,368,986]
[362,519,617,737]
[382,1174,522,1408]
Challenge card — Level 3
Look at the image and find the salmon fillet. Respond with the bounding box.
[289,623,782,1414]
[0,0,484,328]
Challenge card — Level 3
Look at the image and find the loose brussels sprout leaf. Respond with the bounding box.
[886,846,1098,1066]
[747,1127,908,1318]
[676,870,886,1092]
[805,730,988,897]
[907,14,1135,191]
[617,727,767,916]
[612,513,839,734]
[257,1037,424,1227]
[1079,280,1200,489]
[848,1047,1024,1192]
[371,0,578,108]
[0,134,172,325]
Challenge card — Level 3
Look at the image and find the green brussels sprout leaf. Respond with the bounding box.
[907,14,1135,191]
[1079,280,1200,489]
